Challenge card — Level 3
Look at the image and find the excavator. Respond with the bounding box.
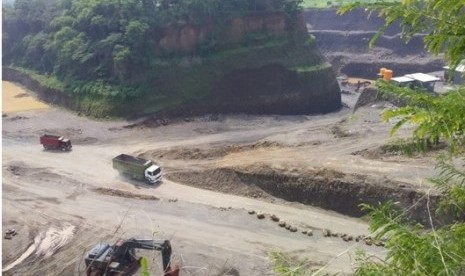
[84,238,179,276]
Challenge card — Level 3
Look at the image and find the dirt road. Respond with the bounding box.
[2,81,436,275]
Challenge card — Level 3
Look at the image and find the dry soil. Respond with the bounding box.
[2,81,439,275]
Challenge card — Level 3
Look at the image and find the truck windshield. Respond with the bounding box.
[151,168,161,176]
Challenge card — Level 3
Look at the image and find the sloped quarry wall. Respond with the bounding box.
[3,11,341,118]
[304,8,443,78]
[2,68,119,116]
[210,64,340,115]
[2,68,72,108]
[156,12,307,54]
[305,8,401,34]
[128,11,342,118]
[168,167,441,225]
[149,62,341,118]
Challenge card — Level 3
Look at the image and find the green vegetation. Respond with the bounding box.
[340,0,465,155]
[338,0,465,275]
[339,0,465,69]
[343,0,465,156]
[354,159,465,276]
[269,250,316,276]
[377,82,465,154]
[271,0,465,274]
[2,0,309,116]
[380,137,446,157]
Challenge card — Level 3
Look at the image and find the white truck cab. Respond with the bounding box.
[145,165,162,184]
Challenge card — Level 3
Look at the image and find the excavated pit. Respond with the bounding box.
[304,8,444,78]
[165,166,439,225]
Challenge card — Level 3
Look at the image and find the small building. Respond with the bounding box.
[443,64,465,85]
[391,73,440,92]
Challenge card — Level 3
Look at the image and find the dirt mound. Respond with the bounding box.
[8,116,29,121]
[353,87,379,111]
[166,167,270,199]
[139,141,282,160]
[5,164,29,176]
[352,142,448,159]
[93,188,159,200]
[167,165,440,224]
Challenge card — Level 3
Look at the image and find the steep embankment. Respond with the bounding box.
[166,166,436,224]
[3,12,341,118]
[304,8,444,78]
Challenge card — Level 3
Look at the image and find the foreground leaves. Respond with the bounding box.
[356,201,465,276]
[377,82,465,154]
[338,0,465,69]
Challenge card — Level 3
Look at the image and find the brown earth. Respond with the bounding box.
[3,77,447,275]
[304,8,444,79]
[2,7,452,275]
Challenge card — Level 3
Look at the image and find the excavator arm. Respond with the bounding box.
[85,238,178,276]
[116,239,172,272]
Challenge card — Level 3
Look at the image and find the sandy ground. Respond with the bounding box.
[2,80,438,275]
[2,82,50,113]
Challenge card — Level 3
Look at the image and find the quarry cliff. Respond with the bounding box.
[4,10,341,118]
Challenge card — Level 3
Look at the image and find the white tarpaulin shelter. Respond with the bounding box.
[391,73,440,92]
[405,73,440,82]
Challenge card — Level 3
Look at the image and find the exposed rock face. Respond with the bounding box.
[168,166,440,225]
[305,8,444,79]
[210,64,340,115]
[158,13,307,54]
[159,24,208,53]
[4,11,341,118]
[137,11,341,118]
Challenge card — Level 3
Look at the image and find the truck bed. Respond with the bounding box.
[41,134,62,139]
[113,154,151,166]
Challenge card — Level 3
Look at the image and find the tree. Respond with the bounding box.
[2,0,305,100]
[340,1,465,154]
[353,159,465,276]
[337,1,465,275]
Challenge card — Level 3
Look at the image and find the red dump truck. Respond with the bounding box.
[40,134,72,151]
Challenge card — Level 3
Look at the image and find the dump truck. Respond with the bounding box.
[112,154,162,184]
[40,134,72,151]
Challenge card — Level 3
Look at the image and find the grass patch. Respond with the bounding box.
[331,124,352,138]
[10,67,66,91]
[269,250,323,276]
[382,138,447,156]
